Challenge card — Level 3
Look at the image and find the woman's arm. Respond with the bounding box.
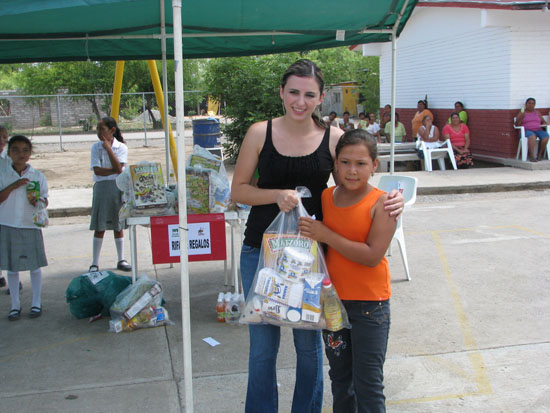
[515,111,525,126]
[231,121,298,213]
[298,194,396,267]
[432,125,440,142]
[463,132,470,151]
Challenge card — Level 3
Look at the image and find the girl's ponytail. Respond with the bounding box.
[101,116,125,143]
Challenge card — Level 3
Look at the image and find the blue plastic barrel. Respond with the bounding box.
[192,119,221,148]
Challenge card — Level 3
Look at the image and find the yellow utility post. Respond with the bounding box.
[110,61,125,121]
[147,60,178,177]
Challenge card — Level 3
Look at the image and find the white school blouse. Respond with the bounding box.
[0,164,49,229]
[90,139,128,182]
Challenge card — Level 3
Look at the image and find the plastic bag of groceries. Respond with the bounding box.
[108,275,173,333]
[239,187,351,331]
[186,145,230,213]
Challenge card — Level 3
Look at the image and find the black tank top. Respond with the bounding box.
[243,119,333,248]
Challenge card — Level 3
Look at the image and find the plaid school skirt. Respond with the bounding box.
[89,180,126,231]
[0,225,47,272]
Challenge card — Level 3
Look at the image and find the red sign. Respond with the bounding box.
[150,214,227,263]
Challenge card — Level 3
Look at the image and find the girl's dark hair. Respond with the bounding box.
[335,129,377,161]
[454,101,464,109]
[450,112,460,120]
[418,99,428,108]
[526,97,536,104]
[281,59,326,128]
[8,135,32,152]
[101,116,125,143]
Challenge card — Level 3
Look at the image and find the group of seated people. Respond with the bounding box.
[412,100,473,169]
[325,96,548,170]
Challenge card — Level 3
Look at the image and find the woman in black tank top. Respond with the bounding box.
[231,59,404,413]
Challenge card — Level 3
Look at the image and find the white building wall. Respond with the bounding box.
[376,7,550,110]
[509,29,550,109]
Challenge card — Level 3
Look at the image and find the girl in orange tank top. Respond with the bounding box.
[298,129,397,412]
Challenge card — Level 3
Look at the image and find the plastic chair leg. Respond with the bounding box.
[425,151,433,171]
[437,157,446,171]
[394,228,411,281]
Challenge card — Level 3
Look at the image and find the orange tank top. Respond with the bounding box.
[322,186,391,301]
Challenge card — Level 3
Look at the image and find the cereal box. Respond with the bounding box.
[129,163,167,208]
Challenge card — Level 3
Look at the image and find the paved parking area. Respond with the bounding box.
[0,190,549,412]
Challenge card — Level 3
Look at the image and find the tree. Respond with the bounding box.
[204,53,301,159]
[17,59,206,121]
[204,47,380,159]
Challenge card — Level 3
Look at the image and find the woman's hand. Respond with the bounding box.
[276,190,299,213]
[384,189,405,220]
[298,216,329,243]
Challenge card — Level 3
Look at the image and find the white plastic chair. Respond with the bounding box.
[417,139,457,171]
[514,117,550,161]
[377,175,418,281]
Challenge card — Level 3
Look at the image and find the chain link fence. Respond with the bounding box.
[0,90,207,147]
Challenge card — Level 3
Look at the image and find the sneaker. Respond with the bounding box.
[0,277,6,288]
[117,260,132,272]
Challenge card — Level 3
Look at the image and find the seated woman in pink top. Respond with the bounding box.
[442,112,474,168]
[515,97,548,162]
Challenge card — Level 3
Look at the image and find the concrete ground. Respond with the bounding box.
[0,135,549,412]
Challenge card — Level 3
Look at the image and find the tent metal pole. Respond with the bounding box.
[390,30,397,175]
[161,0,171,185]
[172,0,194,412]
[56,95,63,151]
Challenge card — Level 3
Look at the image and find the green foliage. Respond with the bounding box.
[204,53,300,159]
[15,59,206,120]
[0,65,23,90]
[204,48,380,159]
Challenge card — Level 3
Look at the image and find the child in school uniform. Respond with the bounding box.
[298,129,397,412]
[89,116,131,273]
[0,125,10,289]
[0,135,49,320]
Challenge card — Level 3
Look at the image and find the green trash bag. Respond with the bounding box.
[66,271,132,319]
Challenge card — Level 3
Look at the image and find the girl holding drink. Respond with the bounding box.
[0,135,49,320]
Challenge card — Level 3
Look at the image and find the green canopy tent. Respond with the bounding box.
[0,1,417,410]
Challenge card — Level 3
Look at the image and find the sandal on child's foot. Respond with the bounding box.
[8,308,21,321]
[117,260,132,272]
[88,265,99,273]
[29,306,42,319]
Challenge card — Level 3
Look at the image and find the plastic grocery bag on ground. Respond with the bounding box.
[239,187,351,331]
[65,271,132,319]
[109,274,173,333]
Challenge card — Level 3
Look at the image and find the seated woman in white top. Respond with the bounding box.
[416,114,442,170]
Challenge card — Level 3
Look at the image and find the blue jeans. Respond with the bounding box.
[323,300,390,413]
[240,244,323,413]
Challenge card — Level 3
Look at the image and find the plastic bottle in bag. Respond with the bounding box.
[322,278,344,331]
[225,292,242,324]
[216,292,225,322]
[224,292,233,322]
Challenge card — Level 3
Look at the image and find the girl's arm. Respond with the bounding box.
[93,142,124,176]
[0,178,29,203]
[231,121,298,213]
[102,141,123,174]
[298,194,396,267]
